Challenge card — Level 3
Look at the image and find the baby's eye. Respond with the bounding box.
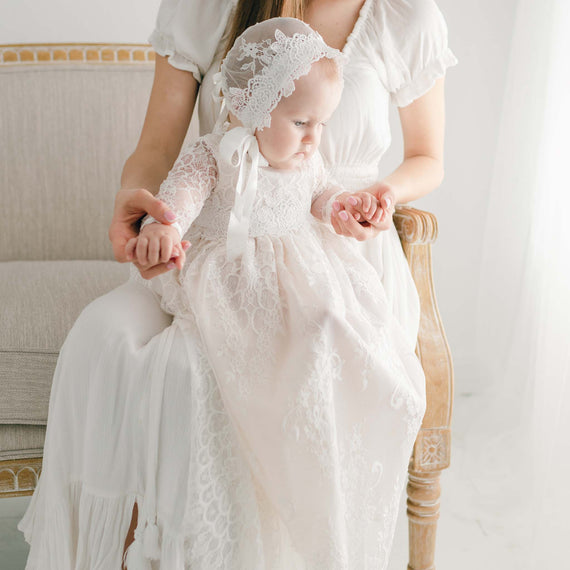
[294,120,306,127]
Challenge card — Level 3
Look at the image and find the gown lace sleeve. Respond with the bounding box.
[141,137,219,238]
[310,151,345,228]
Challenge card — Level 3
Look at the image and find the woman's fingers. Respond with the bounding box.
[134,261,171,280]
[131,189,176,226]
[336,210,370,241]
[380,194,393,212]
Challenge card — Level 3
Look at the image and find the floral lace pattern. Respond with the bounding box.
[141,135,219,238]
[219,18,345,130]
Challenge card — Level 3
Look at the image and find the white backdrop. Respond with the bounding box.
[0,0,517,394]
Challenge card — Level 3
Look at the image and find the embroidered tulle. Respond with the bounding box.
[141,137,219,237]
[219,18,344,130]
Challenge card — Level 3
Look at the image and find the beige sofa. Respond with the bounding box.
[0,43,453,570]
[0,44,156,467]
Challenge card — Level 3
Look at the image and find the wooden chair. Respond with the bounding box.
[394,207,454,570]
[0,44,453,570]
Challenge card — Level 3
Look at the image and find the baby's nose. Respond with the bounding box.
[303,128,320,145]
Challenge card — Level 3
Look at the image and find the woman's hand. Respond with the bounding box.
[108,187,190,277]
[330,182,397,240]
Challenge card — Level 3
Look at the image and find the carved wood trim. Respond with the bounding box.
[0,44,155,66]
[0,458,42,497]
[394,206,438,245]
[406,468,442,570]
[395,208,454,422]
[411,428,451,471]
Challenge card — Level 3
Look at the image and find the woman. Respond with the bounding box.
[18,1,456,569]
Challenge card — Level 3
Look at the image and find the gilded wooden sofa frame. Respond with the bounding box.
[0,44,453,570]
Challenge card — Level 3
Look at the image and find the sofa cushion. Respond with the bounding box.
[0,260,129,424]
[0,425,45,461]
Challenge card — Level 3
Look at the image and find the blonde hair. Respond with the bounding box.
[224,0,308,57]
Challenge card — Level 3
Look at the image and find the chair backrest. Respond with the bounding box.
[0,44,156,261]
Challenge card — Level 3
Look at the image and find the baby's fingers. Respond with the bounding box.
[159,235,174,263]
[147,236,161,267]
[135,236,149,266]
[125,237,138,261]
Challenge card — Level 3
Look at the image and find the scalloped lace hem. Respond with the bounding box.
[391,47,458,107]
[148,29,202,84]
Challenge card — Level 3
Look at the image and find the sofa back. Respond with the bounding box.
[0,45,156,261]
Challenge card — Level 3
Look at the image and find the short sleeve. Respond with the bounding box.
[375,0,458,107]
[149,0,237,83]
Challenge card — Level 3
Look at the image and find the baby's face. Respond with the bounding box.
[255,59,343,170]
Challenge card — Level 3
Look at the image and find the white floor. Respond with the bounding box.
[0,392,521,570]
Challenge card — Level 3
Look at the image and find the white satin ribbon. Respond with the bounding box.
[219,126,268,261]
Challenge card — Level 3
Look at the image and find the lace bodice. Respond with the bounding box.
[144,131,335,246]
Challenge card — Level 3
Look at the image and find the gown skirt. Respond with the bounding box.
[18,216,426,570]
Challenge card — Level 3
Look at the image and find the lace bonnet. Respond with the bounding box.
[213,17,345,261]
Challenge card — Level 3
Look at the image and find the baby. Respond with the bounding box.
[117,19,424,568]
[125,32,390,267]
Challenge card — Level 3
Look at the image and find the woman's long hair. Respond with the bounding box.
[224,0,308,56]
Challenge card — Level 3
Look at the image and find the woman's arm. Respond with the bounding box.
[330,77,446,238]
[109,55,199,278]
[381,76,445,204]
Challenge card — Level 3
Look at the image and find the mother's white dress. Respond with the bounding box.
[18,1,456,569]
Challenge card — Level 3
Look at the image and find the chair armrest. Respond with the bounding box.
[393,205,454,471]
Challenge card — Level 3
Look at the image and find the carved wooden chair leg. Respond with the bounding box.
[406,468,442,570]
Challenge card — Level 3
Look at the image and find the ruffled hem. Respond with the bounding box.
[391,47,458,107]
[148,29,202,84]
[17,479,187,570]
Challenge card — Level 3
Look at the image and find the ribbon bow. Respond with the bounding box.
[219,126,268,262]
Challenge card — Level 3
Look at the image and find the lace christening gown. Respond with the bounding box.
[127,129,427,568]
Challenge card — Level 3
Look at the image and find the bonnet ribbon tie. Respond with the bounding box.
[219,126,268,262]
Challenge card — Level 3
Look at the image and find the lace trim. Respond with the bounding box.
[219,19,345,130]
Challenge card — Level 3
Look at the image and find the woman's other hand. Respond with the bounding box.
[330,182,397,239]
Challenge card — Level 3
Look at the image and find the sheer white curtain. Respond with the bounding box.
[465,0,570,566]
[458,0,570,570]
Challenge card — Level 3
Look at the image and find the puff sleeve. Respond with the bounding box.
[148,0,237,83]
[375,0,458,107]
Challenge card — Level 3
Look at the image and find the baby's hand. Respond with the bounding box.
[125,222,185,272]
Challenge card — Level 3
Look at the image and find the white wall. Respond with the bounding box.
[1,0,518,396]
[380,0,518,393]
[0,0,159,44]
